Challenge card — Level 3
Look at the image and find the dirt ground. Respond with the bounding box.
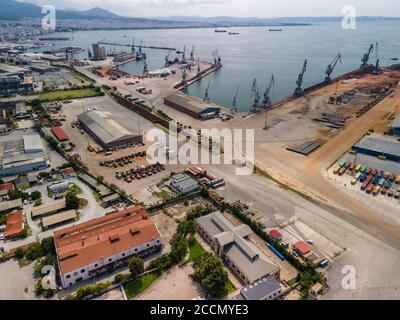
[136,265,204,300]
[92,287,125,300]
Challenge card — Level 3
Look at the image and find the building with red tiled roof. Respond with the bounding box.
[61,167,76,179]
[51,126,69,142]
[269,229,282,241]
[54,206,163,288]
[293,241,311,257]
[4,210,25,238]
[0,182,14,197]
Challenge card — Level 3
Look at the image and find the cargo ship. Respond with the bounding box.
[228,32,239,35]
[215,29,227,33]
[269,28,283,32]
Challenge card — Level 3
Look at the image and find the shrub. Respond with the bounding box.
[128,257,144,278]
[113,273,132,284]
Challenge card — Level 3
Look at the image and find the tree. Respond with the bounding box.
[128,257,144,278]
[169,239,187,264]
[192,253,229,298]
[66,193,80,209]
[8,189,29,200]
[30,191,41,201]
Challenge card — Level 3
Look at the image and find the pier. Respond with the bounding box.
[98,42,176,51]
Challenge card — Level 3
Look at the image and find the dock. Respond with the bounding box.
[98,42,176,51]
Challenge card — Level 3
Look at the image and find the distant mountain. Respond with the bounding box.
[154,15,400,24]
[0,0,127,20]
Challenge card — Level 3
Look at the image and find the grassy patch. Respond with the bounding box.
[38,88,102,102]
[68,183,82,196]
[226,280,236,295]
[92,190,101,202]
[79,198,88,209]
[158,190,175,201]
[287,277,298,287]
[124,272,161,300]
[188,238,207,262]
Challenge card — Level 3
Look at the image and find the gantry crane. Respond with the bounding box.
[197,57,201,75]
[231,84,240,113]
[325,53,342,83]
[360,43,374,69]
[181,45,186,63]
[203,79,211,102]
[143,55,148,75]
[294,59,307,96]
[181,68,188,93]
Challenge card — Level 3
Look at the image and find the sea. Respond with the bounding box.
[33,21,400,111]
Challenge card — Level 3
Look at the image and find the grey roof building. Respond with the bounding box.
[0,135,48,177]
[170,173,199,194]
[77,110,142,150]
[196,211,280,285]
[164,92,221,120]
[240,276,282,300]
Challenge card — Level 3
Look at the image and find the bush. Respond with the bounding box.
[25,243,44,261]
[76,281,112,300]
[30,191,42,201]
[14,247,25,259]
[113,273,132,284]
[149,254,173,272]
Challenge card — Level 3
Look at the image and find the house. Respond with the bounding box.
[4,210,25,238]
[269,229,282,241]
[196,211,280,285]
[311,283,323,296]
[170,173,199,194]
[0,182,14,199]
[54,206,163,288]
[293,241,311,258]
[61,167,76,179]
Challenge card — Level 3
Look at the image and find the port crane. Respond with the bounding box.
[165,52,170,67]
[203,80,211,102]
[190,46,195,60]
[231,85,240,113]
[373,42,380,74]
[262,75,275,129]
[360,43,374,69]
[325,53,342,83]
[294,59,307,96]
[262,75,275,108]
[197,57,201,75]
[181,69,188,93]
[143,55,148,75]
[251,79,261,113]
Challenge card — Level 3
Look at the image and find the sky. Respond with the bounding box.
[18,0,400,18]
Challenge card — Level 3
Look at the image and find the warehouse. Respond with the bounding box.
[41,209,77,230]
[239,276,282,300]
[164,92,221,120]
[196,211,280,284]
[0,198,22,214]
[31,198,66,219]
[389,115,400,136]
[170,173,199,194]
[0,74,34,96]
[54,206,163,288]
[0,63,31,78]
[352,133,400,162]
[0,135,49,177]
[77,110,142,150]
[51,126,69,142]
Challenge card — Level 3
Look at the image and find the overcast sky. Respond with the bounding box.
[19,0,400,18]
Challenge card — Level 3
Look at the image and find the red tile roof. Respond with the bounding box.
[269,229,282,240]
[4,210,24,238]
[0,182,14,192]
[54,206,162,274]
[293,241,311,255]
[51,126,69,142]
[62,167,75,175]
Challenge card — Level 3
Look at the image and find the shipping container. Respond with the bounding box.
[355,172,362,180]
[359,173,368,183]
[389,174,396,182]
[366,168,372,174]
[395,192,400,199]
[376,171,384,179]
[338,167,346,176]
[333,166,341,174]
[384,172,390,179]
[360,166,367,173]
[349,163,355,172]
[355,164,362,172]
[373,186,381,195]
[371,169,378,176]
[366,184,374,193]
[345,161,351,168]
[361,181,369,190]
[396,176,400,184]
[378,178,386,186]
[381,187,387,195]
[338,160,346,167]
